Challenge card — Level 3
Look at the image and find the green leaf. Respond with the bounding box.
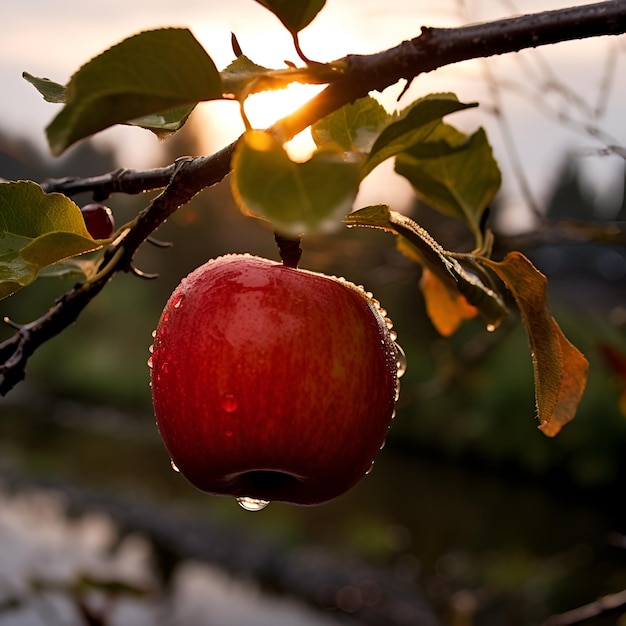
[38,256,101,281]
[24,70,195,138]
[254,0,326,34]
[232,130,361,236]
[0,181,102,299]
[45,28,222,155]
[126,104,196,136]
[22,72,66,103]
[344,204,508,328]
[362,93,477,178]
[221,55,271,100]
[312,96,390,154]
[395,125,501,242]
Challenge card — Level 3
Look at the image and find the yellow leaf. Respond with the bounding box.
[537,319,589,436]
[481,252,588,436]
[420,268,478,337]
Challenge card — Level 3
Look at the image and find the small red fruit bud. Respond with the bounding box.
[81,203,115,239]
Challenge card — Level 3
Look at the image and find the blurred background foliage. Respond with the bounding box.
[1,111,626,624]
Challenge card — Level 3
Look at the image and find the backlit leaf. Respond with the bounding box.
[362,93,477,178]
[254,0,326,34]
[480,252,588,435]
[232,130,361,236]
[398,236,479,335]
[312,96,390,154]
[0,181,102,299]
[419,267,479,336]
[24,70,195,137]
[221,55,272,100]
[345,205,507,330]
[22,72,66,103]
[126,104,196,135]
[395,125,501,242]
[43,28,222,155]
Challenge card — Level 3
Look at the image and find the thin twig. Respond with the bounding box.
[542,588,626,625]
[496,219,626,251]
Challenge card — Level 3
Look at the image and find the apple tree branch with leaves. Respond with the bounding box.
[1,0,624,504]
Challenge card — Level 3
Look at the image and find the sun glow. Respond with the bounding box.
[244,83,325,129]
[243,83,326,161]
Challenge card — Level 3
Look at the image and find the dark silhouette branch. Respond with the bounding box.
[40,166,177,200]
[2,0,626,395]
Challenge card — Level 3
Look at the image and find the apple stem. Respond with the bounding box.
[274,233,302,269]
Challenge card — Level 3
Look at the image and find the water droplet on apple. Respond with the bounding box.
[237,497,270,511]
[486,322,498,333]
[365,461,375,475]
[221,393,239,413]
[151,329,157,338]
[170,459,180,473]
[171,294,184,309]
[395,384,401,403]
[148,344,154,354]
[147,355,153,369]
[388,329,398,342]
[394,342,407,378]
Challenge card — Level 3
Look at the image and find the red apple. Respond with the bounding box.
[150,254,402,507]
[81,203,115,239]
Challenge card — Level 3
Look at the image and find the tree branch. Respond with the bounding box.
[40,0,626,201]
[275,0,626,140]
[2,0,626,395]
[40,166,177,199]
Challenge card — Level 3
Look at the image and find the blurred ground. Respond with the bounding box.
[0,485,345,626]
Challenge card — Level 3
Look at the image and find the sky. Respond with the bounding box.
[1,0,625,228]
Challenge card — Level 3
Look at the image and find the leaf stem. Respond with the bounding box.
[292,32,312,65]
